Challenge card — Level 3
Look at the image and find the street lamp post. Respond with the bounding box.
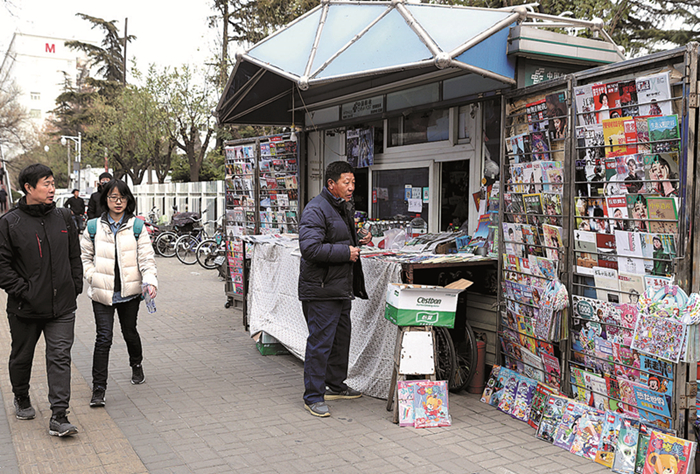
[60,133,81,190]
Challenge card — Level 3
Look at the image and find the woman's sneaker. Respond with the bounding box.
[14,395,35,420]
[90,387,106,407]
[131,364,145,385]
[49,412,78,437]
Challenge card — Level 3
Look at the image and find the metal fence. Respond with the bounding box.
[131,180,225,234]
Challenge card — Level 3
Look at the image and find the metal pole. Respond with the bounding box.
[77,132,82,191]
[67,142,71,190]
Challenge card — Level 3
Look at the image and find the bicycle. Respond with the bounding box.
[195,237,227,270]
[154,210,203,258]
[175,219,217,265]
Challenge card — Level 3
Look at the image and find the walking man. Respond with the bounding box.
[297,161,370,417]
[87,172,112,219]
[0,185,7,214]
[65,188,85,231]
[0,164,83,437]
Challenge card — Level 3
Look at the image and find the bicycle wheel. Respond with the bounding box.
[155,232,178,258]
[433,326,456,385]
[449,321,478,393]
[175,235,198,265]
[196,239,219,270]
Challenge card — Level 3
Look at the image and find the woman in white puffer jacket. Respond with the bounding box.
[80,179,157,408]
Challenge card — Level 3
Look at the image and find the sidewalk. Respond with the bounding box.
[0,257,608,474]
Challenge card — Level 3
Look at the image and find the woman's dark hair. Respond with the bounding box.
[18,163,53,194]
[325,161,354,185]
[99,179,136,215]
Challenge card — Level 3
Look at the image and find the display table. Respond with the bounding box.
[246,242,402,399]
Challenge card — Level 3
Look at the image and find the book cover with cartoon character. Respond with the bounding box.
[412,380,450,428]
[642,430,696,474]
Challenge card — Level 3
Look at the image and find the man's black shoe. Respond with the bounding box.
[49,412,78,437]
[131,364,145,385]
[90,387,106,407]
[14,395,35,420]
[324,388,362,400]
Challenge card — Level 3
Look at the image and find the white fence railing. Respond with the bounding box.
[132,181,225,234]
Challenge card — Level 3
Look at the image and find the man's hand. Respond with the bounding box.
[349,246,361,262]
[358,229,372,246]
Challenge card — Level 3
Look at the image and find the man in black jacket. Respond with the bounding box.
[0,164,83,437]
[87,172,112,219]
[64,188,85,230]
[298,161,370,417]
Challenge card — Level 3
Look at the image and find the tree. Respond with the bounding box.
[0,68,32,152]
[448,0,699,57]
[143,65,217,182]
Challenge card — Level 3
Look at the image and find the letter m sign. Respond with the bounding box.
[45,43,56,53]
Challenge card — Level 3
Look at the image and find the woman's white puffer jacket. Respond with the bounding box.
[81,215,158,306]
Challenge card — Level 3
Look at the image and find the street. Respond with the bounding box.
[0,256,607,474]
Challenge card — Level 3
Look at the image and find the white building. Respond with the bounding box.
[0,32,92,156]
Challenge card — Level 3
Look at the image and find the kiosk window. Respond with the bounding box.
[440,160,470,231]
[372,168,429,220]
[388,108,449,147]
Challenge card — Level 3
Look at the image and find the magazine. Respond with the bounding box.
[522,193,543,227]
[636,71,672,117]
[646,196,678,234]
[574,230,599,275]
[497,371,521,414]
[527,382,558,429]
[511,376,538,422]
[536,395,569,443]
[641,430,696,474]
[574,84,598,126]
[618,80,639,116]
[412,380,451,428]
[603,117,634,158]
[594,266,620,304]
[648,115,680,154]
[612,418,641,474]
[595,412,622,468]
[626,194,649,232]
[644,152,679,197]
[553,401,592,451]
[631,313,686,363]
[480,365,502,405]
[541,224,564,261]
[570,408,605,460]
[634,115,657,154]
[530,131,551,161]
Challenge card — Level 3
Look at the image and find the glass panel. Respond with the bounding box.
[458,104,478,142]
[372,168,429,220]
[386,83,439,111]
[388,108,449,147]
[305,106,339,126]
[440,160,470,231]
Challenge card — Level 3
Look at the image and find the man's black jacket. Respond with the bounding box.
[86,191,106,219]
[65,196,85,216]
[298,187,367,301]
[0,198,83,318]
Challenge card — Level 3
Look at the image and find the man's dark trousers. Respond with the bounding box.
[303,299,352,405]
[7,312,75,415]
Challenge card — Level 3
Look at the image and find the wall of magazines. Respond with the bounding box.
[223,135,301,305]
[497,44,700,437]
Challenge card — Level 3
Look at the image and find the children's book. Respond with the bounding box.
[570,408,605,460]
[596,412,623,468]
[631,313,687,363]
[536,395,569,443]
[398,380,418,426]
[511,376,538,422]
[613,418,641,474]
[553,401,590,451]
[541,224,564,261]
[541,352,562,390]
[648,115,680,154]
[488,366,514,407]
[636,71,672,117]
[642,430,696,474]
[646,196,678,234]
[527,383,558,429]
[480,365,502,405]
[497,371,521,414]
[412,380,450,428]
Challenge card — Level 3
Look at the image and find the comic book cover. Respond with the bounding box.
[648,115,680,154]
[642,431,696,474]
[596,412,623,467]
[412,380,450,428]
[619,80,639,117]
[612,418,641,474]
[527,382,558,429]
[511,376,538,422]
[553,401,591,451]
[497,371,522,414]
[634,423,670,473]
[646,196,678,234]
[480,365,502,404]
[631,313,686,363]
[570,408,605,460]
[536,395,570,443]
[632,381,673,429]
[636,71,672,116]
[639,355,673,396]
[530,131,551,161]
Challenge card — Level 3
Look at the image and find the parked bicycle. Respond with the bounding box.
[154,211,201,258]
[175,217,222,265]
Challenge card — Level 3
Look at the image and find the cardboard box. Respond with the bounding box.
[254,332,290,356]
[384,279,472,328]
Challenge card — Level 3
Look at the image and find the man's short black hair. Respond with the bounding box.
[72,189,79,194]
[18,164,53,194]
[100,179,136,215]
[325,161,354,185]
[99,172,113,181]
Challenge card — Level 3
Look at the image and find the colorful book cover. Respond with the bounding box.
[642,431,696,474]
[596,412,622,467]
[541,352,562,390]
[489,366,514,407]
[626,194,649,232]
[570,408,605,460]
[636,71,672,117]
[603,117,633,157]
[412,380,450,428]
[527,382,558,429]
[608,195,631,232]
[619,80,639,116]
[497,371,521,414]
[541,224,563,261]
[634,116,656,154]
[648,115,680,154]
[623,118,638,154]
[584,371,610,411]
[593,82,611,122]
[530,131,551,161]
[553,401,590,451]
[511,377,538,422]
[536,395,570,443]
[480,365,502,405]
[397,380,418,426]
[644,152,679,197]
[522,193,543,227]
[631,312,687,363]
[613,418,641,474]
[632,381,672,428]
[646,196,678,234]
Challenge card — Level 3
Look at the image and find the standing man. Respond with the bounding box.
[87,172,112,219]
[0,185,7,214]
[64,188,85,231]
[0,164,83,437]
[297,161,370,417]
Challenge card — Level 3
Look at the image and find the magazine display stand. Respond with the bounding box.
[498,78,572,394]
[223,134,301,325]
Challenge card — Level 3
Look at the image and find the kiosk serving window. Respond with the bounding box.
[388,108,449,147]
[372,167,429,220]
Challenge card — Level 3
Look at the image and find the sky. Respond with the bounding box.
[0,0,221,73]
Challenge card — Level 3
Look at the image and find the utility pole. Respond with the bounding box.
[123,18,128,84]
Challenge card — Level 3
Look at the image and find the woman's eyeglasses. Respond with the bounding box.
[107,195,124,203]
